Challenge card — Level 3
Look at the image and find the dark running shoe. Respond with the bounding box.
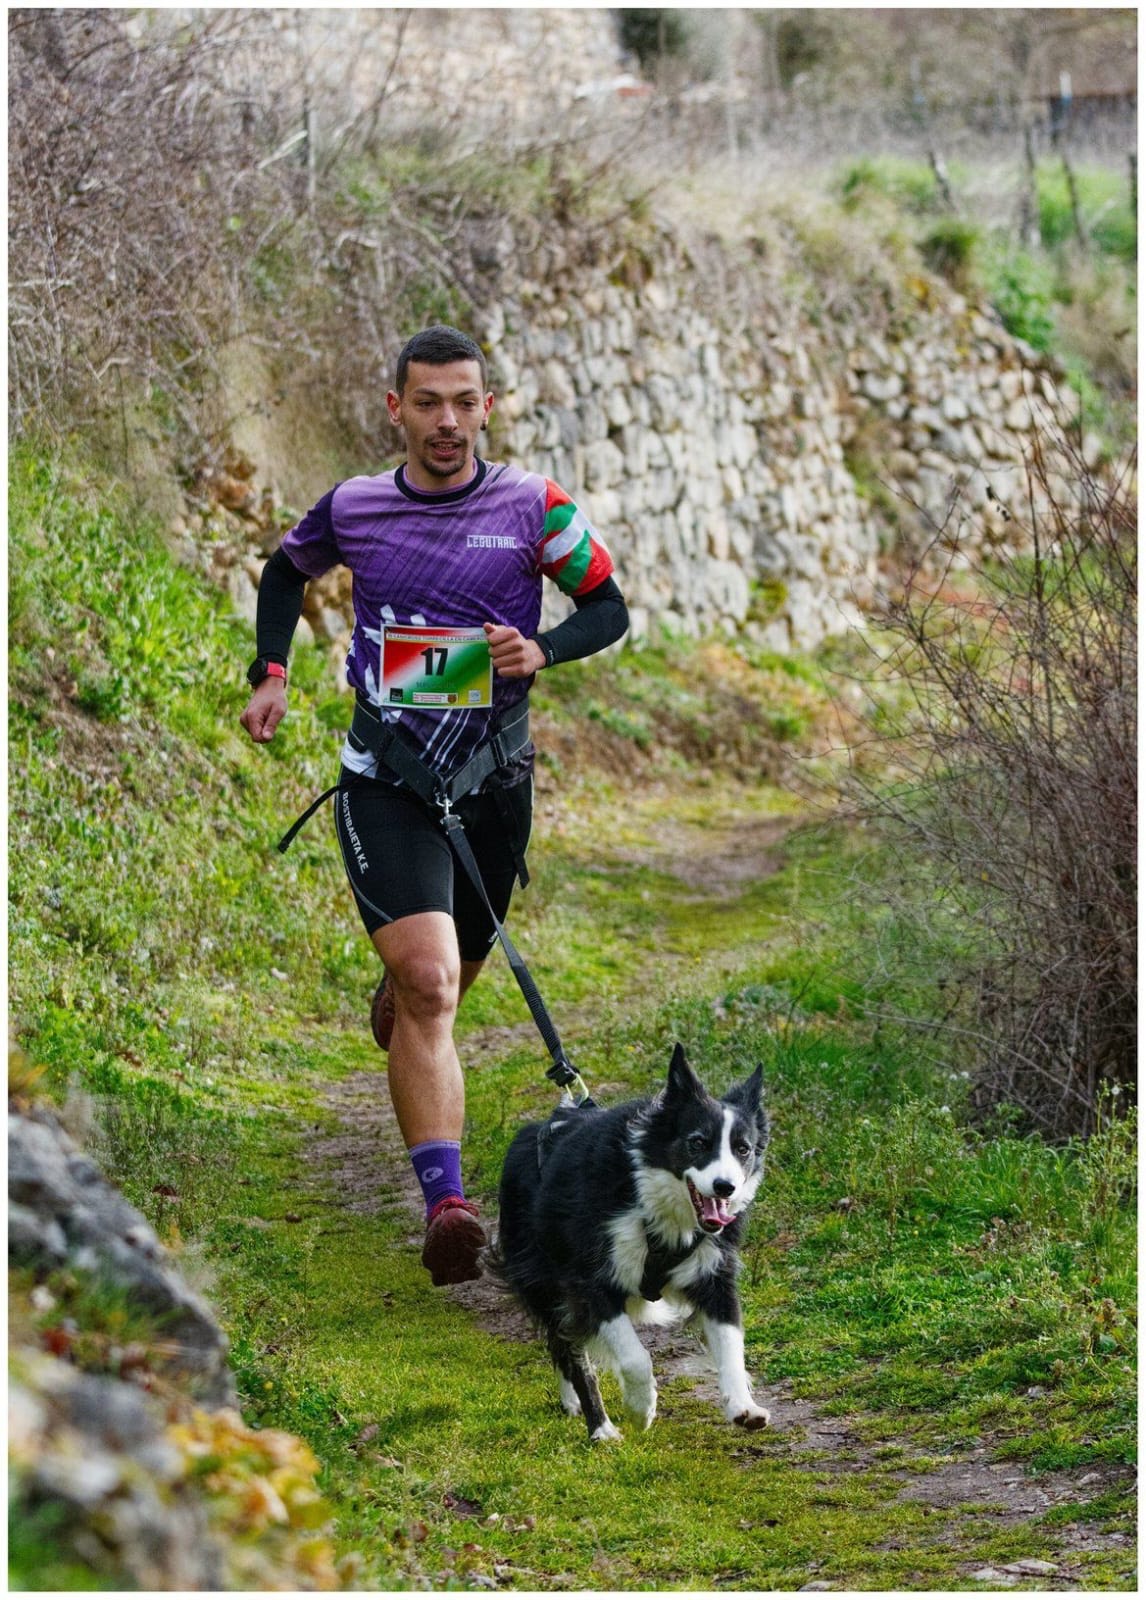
[421,1196,486,1286]
[371,972,395,1052]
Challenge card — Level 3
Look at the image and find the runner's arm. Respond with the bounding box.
[532,576,629,667]
[255,545,310,666]
[239,546,309,744]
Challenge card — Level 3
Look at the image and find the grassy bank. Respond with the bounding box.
[8,449,1136,1589]
[834,152,1136,451]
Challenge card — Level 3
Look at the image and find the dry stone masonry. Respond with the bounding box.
[475,229,1083,652]
[191,216,1085,664]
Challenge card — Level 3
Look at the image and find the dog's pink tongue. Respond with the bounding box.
[702,1195,732,1227]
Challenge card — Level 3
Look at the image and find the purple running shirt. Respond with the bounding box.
[281,459,614,780]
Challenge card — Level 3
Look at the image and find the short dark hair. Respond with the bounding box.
[395,325,488,394]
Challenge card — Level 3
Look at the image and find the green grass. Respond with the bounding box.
[1036,162,1137,263]
[982,242,1060,353]
[833,151,1136,453]
[839,155,952,216]
[8,445,1136,1589]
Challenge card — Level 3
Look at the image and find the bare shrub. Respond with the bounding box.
[8,8,656,475]
[9,10,259,443]
[6,14,484,462]
[7,9,436,463]
[842,431,1136,1138]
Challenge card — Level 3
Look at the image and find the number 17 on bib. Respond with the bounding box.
[381,625,494,708]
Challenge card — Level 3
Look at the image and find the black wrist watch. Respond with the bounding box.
[246,657,287,689]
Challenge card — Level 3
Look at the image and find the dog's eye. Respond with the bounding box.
[733,1140,752,1159]
[687,1134,708,1155]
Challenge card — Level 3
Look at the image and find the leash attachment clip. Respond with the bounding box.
[547,1053,594,1108]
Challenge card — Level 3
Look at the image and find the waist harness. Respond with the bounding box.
[350,694,533,816]
[276,696,588,1101]
[276,694,532,858]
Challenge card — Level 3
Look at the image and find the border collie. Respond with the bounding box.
[493,1044,770,1442]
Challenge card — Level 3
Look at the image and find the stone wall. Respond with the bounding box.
[9,1100,346,1589]
[193,214,1084,663]
[474,226,1083,652]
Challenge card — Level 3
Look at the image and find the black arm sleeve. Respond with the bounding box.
[256,546,309,666]
[533,576,629,668]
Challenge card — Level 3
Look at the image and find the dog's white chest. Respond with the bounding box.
[607,1203,718,1301]
[606,1209,653,1294]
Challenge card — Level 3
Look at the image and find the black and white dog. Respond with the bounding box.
[494,1044,770,1442]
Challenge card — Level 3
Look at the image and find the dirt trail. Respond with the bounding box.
[310,813,1133,1590]
[604,810,797,895]
[313,1068,1131,1586]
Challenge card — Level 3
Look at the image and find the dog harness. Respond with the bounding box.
[638,1237,701,1302]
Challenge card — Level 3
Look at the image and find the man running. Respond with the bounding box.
[240,324,628,1285]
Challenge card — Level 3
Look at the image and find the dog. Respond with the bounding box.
[493,1043,770,1442]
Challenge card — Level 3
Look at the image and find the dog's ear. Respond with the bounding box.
[725,1063,765,1118]
[666,1042,706,1103]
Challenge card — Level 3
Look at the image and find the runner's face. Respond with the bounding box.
[387,360,494,491]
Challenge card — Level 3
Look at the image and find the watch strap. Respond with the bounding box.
[248,657,288,688]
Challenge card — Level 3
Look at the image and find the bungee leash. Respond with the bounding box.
[277,697,594,1108]
[436,801,593,1107]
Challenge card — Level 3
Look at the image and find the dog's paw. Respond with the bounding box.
[622,1384,657,1430]
[559,1379,583,1417]
[732,1404,771,1431]
[590,1419,623,1443]
[625,1399,656,1430]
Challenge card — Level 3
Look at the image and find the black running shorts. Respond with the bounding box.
[332,772,532,962]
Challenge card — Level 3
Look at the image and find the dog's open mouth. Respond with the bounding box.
[687,1179,734,1232]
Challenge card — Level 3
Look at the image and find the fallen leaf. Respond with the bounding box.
[118,1342,151,1376]
[41,1325,75,1358]
[445,1491,484,1518]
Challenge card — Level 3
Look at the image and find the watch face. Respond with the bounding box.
[247,657,267,687]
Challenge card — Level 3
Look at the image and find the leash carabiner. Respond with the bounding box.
[558,1074,595,1109]
[546,1051,595,1109]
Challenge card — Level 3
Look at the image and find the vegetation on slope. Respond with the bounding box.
[833,153,1136,451]
[8,9,1137,1587]
[10,9,1136,491]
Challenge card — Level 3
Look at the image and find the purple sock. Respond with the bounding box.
[409,1140,464,1217]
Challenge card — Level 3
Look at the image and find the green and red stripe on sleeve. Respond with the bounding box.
[538,480,614,596]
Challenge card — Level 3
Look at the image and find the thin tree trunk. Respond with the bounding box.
[1018,121,1040,249]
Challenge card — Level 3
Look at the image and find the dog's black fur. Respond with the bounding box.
[493,1044,770,1441]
